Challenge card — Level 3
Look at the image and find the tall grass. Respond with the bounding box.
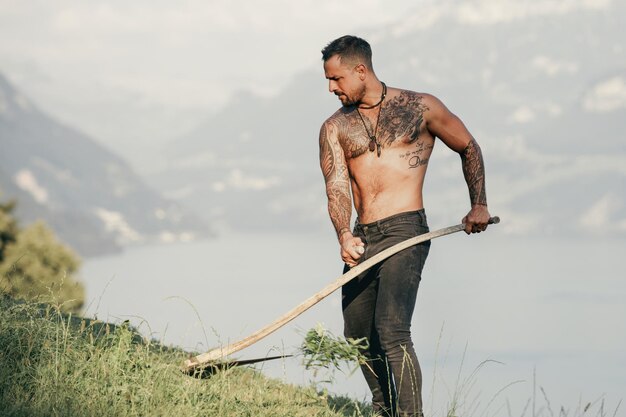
[2,296,620,417]
[299,324,622,417]
[0,295,369,417]
[425,336,622,417]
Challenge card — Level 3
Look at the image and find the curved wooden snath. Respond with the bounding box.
[184,216,500,372]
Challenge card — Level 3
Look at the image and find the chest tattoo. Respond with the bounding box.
[399,139,434,169]
[338,91,430,159]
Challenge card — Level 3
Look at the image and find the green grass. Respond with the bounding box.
[1,294,621,417]
[299,324,622,417]
[300,323,369,373]
[0,295,372,417]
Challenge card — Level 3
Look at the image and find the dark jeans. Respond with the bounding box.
[342,209,430,417]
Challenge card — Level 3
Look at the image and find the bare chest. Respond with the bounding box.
[338,91,431,160]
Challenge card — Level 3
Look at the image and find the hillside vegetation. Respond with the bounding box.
[0,200,84,313]
[0,295,371,417]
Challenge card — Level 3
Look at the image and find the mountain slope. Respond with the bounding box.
[0,73,212,256]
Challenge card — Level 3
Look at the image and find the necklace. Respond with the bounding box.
[356,82,386,157]
[357,81,387,109]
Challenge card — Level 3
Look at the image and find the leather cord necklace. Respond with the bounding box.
[356,82,386,157]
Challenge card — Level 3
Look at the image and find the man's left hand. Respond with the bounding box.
[462,205,491,234]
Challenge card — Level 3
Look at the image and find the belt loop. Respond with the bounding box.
[419,209,427,225]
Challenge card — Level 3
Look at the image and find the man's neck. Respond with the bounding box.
[358,79,385,109]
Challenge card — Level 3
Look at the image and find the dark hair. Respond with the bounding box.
[321,35,373,69]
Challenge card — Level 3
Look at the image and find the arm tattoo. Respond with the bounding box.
[319,122,352,239]
[460,138,487,206]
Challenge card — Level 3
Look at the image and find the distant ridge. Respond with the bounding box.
[0,72,212,257]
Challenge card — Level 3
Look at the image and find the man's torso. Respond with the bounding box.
[329,88,435,223]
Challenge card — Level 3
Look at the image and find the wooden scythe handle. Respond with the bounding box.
[184,216,500,372]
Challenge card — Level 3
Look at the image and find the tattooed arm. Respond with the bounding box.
[422,94,491,234]
[319,120,364,266]
[461,138,487,206]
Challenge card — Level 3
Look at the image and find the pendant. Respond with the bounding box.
[377,143,381,157]
[369,136,376,152]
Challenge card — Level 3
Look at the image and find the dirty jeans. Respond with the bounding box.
[342,210,430,417]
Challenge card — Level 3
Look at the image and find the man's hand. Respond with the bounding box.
[339,232,365,267]
[462,205,491,234]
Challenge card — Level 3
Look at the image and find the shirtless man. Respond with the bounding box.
[319,35,491,417]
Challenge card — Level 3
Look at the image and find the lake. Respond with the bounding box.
[82,229,625,414]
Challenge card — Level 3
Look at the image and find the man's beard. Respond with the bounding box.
[338,85,366,107]
[339,95,355,107]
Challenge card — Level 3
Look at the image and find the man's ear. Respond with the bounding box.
[355,63,367,80]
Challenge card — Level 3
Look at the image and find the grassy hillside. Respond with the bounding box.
[0,295,371,417]
[2,294,620,417]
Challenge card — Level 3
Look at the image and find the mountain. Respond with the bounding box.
[149,0,626,237]
[0,73,212,257]
[147,79,330,233]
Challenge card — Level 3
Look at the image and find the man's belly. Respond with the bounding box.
[348,149,429,224]
[353,188,424,224]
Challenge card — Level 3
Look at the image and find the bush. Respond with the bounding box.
[0,200,84,313]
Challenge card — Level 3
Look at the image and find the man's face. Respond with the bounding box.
[323,55,365,107]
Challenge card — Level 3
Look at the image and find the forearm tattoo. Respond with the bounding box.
[460,138,487,206]
[319,122,352,239]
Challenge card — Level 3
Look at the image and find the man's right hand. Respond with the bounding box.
[339,232,365,268]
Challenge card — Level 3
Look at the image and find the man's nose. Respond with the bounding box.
[328,80,337,93]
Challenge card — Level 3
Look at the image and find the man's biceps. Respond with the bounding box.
[435,124,473,152]
[435,134,470,154]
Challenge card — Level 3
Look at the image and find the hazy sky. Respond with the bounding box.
[0,0,419,152]
[1,0,619,170]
